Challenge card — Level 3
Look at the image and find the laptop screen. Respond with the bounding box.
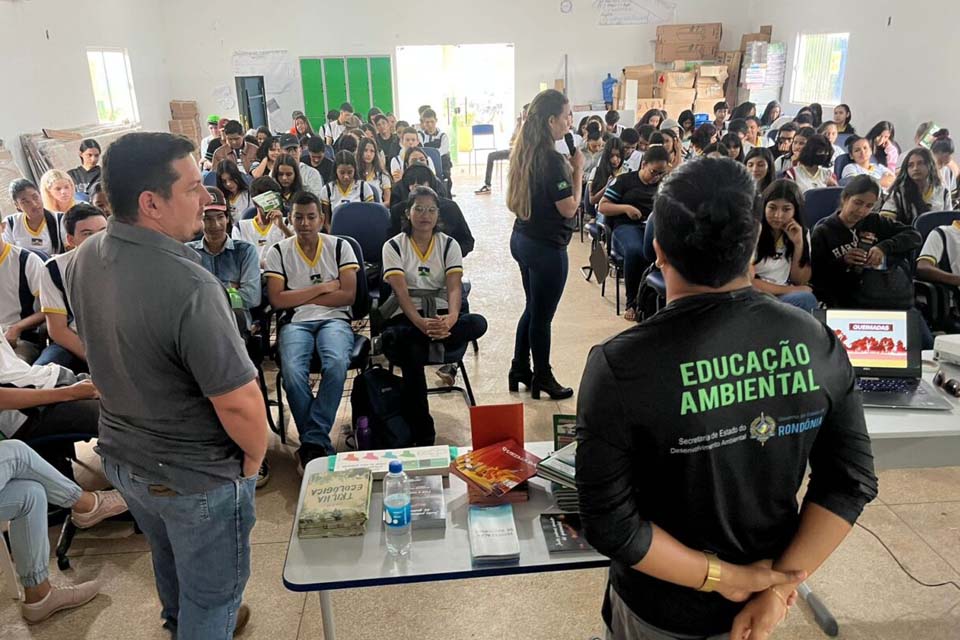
[824,309,910,371]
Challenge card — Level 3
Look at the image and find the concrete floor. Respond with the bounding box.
[2,171,959,639]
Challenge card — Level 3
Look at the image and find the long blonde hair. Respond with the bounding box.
[507,90,570,221]
[40,169,76,213]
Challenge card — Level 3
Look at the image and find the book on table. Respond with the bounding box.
[468,504,520,565]
[449,439,541,498]
[552,414,577,450]
[297,469,373,538]
[539,513,594,554]
[331,445,453,479]
[536,441,577,489]
[409,475,447,530]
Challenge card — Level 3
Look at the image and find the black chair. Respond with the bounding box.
[271,236,372,444]
[802,187,843,229]
[202,172,218,187]
[421,147,444,183]
[913,211,960,331]
[637,212,666,320]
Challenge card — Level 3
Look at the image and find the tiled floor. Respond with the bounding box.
[2,171,959,639]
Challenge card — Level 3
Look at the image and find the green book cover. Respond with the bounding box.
[298,469,372,537]
[553,414,577,450]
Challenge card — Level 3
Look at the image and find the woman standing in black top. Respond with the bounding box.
[506,89,583,399]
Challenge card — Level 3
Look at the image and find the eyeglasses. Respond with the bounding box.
[412,206,439,215]
[647,169,668,178]
[933,369,960,397]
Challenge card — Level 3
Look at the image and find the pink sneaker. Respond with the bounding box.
[20,580,100,624]
[71,490,128,529]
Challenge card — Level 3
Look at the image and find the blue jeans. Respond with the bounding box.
[34,342,85,371]
[278,319,354,453]
[611,223,649,311]
[510,230,568,372]
[102,457,255,640]
[0,440,82,588]
[778,291,819,313]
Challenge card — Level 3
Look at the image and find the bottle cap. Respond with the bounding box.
[388,460,402,474]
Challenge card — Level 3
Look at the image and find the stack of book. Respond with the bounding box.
[409,475,447,530]
[536,441,579,513]
[468,504,520,565]
[540,513,594,554]
[450,439,541,504]
[297,469,373,538]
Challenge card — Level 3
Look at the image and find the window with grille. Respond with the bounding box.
[87,48,140,124]
[789,33,849,105]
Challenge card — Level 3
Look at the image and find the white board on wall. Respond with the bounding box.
[593,0,677,26]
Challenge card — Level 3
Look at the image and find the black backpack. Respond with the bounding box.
[349,365,413,449]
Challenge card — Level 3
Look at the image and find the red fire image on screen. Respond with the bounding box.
[834,330,906,354]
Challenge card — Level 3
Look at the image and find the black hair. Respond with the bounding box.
[654,158,759,287]
[620,128,640,145]
[730,102,756,121]
[356,137,386,178]
[223,120,244,136]
[396,120,411,131]
[797,126,817,140]
[333,150,359,178]
[727,118,749,136]
[249,176,282,198]
[744,146,776,192]
[361,123,376,137]
[809,103,823,127]
[403,147,429,172]
[714,102,729,114]
[591,137,625,195]
[418,105,432,115]
[931,129,955,155]
[291,190,323,213]
[421,108,437,120]
[835,103,852,128]
[760,100,781,126]
[793,113,813,126]
[102,132,195,222]
[638,109,661,126]
[63,202,106,236]
[865,121,896,168]
[401,185,443,235]
[720,133,744,162]
[844,134,868,153]
[756,179,810,267]
[336,134,359,154]
[890,147,940,223]
[326,109,340,122]
[797,134,834,168]
[649,132,666,145]
[79,139,101,154]
[778,122,798,135]
[690,123,718,151]
[401,164,441,191]
[585,121,602,137]
[9,178,39,203]
[586,127,603,142]
[256,136,280,161]
[244,134,258,146]
[577,117,590,136]
[637,125,656,141]
[256,126,271,138]
[373,114,388,125]
[705,143,726,157]
[746,115,762,128]
[641,145,671,166]
[842,174,881,201]
[271,155,303,197]
[605,110,620,126]
[678,110,695,131]
[307,137,327,154]
[340,102,354,113]
[367,107,382,123]
[216,160,249,196]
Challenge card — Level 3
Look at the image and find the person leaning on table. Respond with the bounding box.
[576,157,878,640]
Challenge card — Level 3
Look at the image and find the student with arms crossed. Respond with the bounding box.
[577,157,878,640]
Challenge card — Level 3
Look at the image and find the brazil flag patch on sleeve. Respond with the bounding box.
[557,180,570,190]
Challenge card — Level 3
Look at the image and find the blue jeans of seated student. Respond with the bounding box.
[34,342,86,372]
[0,440,83,588]
[102,458,255,640]
[778,290,819,313]
[278,319,354,454]
[510,230,568,373]
[611,223,650,311]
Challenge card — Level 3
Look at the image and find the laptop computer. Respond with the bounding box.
[815,308,953,411]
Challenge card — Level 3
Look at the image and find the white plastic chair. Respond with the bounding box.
[1,521,22,599]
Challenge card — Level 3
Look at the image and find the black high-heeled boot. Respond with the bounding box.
[508,359,533,392]
[530,368,573,400]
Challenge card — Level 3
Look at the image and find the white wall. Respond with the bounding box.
[160,0,750,131]
[0,0,171,175]
[748,3,960,144]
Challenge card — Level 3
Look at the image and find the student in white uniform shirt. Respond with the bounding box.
[36,204,108,370]
[3,179,66,256]
[916,219,960,295]
[380,186,488,445]
[0,217,45,363]
[322,103,354,146]
[620,128,643,173]
[818,121,847,164]
[279,134,324,198]
[784,135,838,193]
[418,108,452,192]
[232,176,293,266]
[390,127,436,181]
[841,136,895,190]
[320,151,378,222]
[357,138,392,206]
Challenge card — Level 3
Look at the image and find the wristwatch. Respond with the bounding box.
[698,552,722,592]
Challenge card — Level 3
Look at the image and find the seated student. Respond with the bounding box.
[865,121,899,173]
[841,136,895,189]
[687,123,719,159]
[745,146,776,196]
[233,176,293,266]
[834,103,856,134]
[0,219,45,363]
[784,134,838,192]
[720,132,745,162]
[36,204,107,369]
[90,183,111,217]
[211,120,259,173]
[730,101,756,121]
[380,186,488,445]
[811,175,922,308]
[598,146,670,321]
[272,155,304,211]
[580,123,605,180]
[292,113,315,140]
[386,112,398,132]
[357,137,392,206]
[554,113,584,157]
[880,147,951,224]
[0,440,127,624]
[199,115,222,166]
[916,216,960,319]
[930,130,959,205]
[745,115,766,149]
[265,191,359,466]
[254,126,271,147]
[636,108,663,130]
[760,100,782,128]
[775,126,814,176]
[726,118,752,154]
[651,130,682,171]
[577,157,877,640]
[215,160,252,219]
[305,137,335,184]
[360,124,377,141]
[67,139,102,195]
[251,135,282,178]
[4,179,65,255]
[390,127,437,181]
[323,103,354,145]
[366,107,382,124]
[388,165,475,256]
[374,114,401,165]
[418,108,453,193]
[712,101,729,132]
[321,150,378,221]
[588,137,626,207]
[677,109,696,144]
[619,127,642,172]
[771,120,797,158]
[817,121,846,162]
[201,116,230,170]
[751,180,818,312]
[40,169,76,215]
[605,110,625,137]
[279,133,324,197]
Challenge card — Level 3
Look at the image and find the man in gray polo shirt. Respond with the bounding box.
[65,132,268,639]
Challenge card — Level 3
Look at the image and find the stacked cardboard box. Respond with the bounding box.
[614,65,656,111]
[717,50,744,108]
[655,23,722,63]
[168,100,201,148]
[656,70,696,116]
[693,64,728,115]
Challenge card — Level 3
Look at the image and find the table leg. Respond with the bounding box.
[319,590,336,640]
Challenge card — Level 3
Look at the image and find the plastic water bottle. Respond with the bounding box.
[383,460,412,557]
[356,416,372,450]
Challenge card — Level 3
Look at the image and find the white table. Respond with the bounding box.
[283,442,607,640]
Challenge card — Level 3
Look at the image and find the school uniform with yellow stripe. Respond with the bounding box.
[382,231,463,318]
[232,216,286,261]
[39,250,77,330]
[0,242,44,329]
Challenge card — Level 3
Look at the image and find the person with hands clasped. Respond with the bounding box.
[577,158,878,640]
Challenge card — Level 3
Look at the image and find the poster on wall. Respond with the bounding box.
[231,50,301,130]
[592,0,676,25]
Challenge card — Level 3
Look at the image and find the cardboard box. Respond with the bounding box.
[658,71,696,89]
[656,87,697,104]
[662,103,693,119]
[623,64,655,83]
[740,26,773,51]
[636,84,655,99]
[698,65,729,79]
[695,84,726,100]
[656,23,722,44]
[656,42,721,63]
[636,98,665,114]
[693,99,719,115]
[169,100,199,120]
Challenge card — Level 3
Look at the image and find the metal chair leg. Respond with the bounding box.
[257,365,277,434]
[472,340,479,354]
[615,267,621,316]
[274,371,287,445]
[601,271,606,297]
[459,360,477,406]
[56,519,78,571]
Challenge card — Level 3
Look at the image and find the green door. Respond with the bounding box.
[299,56,394,125]
[369,57,394,113]
[346,58,371,116]
[299,59,325,132]
[323,59,348,112]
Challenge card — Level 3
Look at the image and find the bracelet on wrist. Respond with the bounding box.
[698,552,722,592]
